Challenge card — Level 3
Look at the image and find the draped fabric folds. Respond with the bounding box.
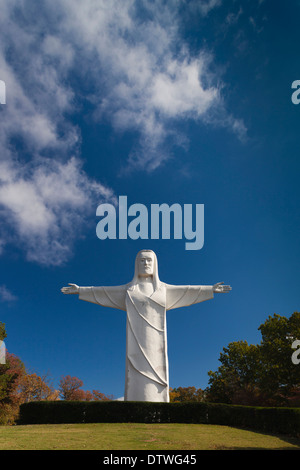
[79,283,213,402]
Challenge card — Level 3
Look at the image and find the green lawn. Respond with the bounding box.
[0,423,300,450]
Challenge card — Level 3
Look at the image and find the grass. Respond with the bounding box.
[0,423,300,450]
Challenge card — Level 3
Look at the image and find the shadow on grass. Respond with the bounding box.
[221,426,300,450]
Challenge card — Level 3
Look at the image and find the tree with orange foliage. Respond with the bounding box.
[0,351,25,424]
[59,375,84,400]
[58,375,113,401]
[92,389,114,401]
[169,386,204,402]
[17,373,59,402]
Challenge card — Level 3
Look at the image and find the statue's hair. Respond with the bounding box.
[129,250,161,291]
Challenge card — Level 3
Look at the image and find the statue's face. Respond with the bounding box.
[137,251,154,277]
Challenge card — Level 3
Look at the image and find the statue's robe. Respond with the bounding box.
[78,283,213,402]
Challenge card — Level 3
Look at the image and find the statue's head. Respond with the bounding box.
[137,250,155,277]
[130,249,161,291]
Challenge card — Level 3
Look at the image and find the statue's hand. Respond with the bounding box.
[61,283,79,295]
[213,282,232,293]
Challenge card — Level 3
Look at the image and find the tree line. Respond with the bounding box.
[171,312,300,407]
[1,312,300,424]
[205,311,300,407]
[0,322,113,424]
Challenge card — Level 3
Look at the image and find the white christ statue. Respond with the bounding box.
[61,250,231,402]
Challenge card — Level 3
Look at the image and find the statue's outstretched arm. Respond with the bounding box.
[166,281,231,310]
[61,283,79,294]
[61,283,127,311]
[213,282,232,293]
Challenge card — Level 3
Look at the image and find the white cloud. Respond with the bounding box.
[190,0,223,16]
[0,285,17,303]
[150,58,218,117]
[0,157,115,266]
[45,0,240,169]
[0,0,245,264]
[0,0,241,171]
[225,7,243,26]
[0,0,115,265]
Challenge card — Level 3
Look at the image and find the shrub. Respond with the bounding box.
[0,403,20,425]
[18,401,300,436]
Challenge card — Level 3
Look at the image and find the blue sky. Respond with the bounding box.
[0,0,299,399]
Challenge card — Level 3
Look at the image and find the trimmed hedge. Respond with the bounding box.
[18,401,300,436]
[18,401,208,425]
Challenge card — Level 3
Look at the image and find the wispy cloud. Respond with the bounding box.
[0,0,115,265]
[0,157,114,265]
[0,285,17,303]
[60,0,245,169]
[185,0,223,17]
[0,0,245,265]
[55,0,227,170]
